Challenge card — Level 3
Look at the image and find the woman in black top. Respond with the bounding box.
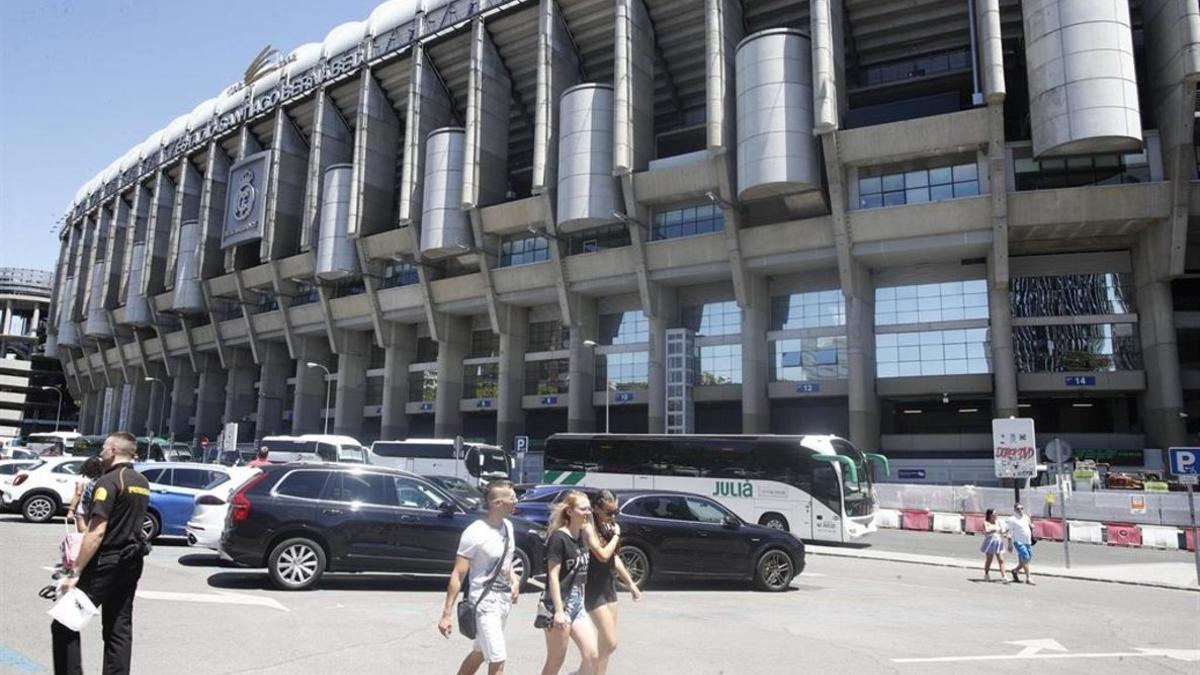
[585,490,641,675]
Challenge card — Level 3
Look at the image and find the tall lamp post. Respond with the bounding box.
[305,362,332,435]
[582,340,612,433]
[40,385,63,432]
[144,376,167,440]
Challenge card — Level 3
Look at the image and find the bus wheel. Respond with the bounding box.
[758,513,789,532]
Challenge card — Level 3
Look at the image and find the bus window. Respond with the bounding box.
[316,443,337,463]
[547,437,592,472]
[754,441,811,493]
[464,448,512,477]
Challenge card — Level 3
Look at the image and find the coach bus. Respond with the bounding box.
[543,434,890,543]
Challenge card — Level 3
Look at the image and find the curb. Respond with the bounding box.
[808,546,1200,593]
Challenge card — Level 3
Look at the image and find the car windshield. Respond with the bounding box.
[439,477,482,502]
[520,486,567,503]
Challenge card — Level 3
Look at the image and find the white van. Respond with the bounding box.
[261,434,367,464]
[368,438,513,483]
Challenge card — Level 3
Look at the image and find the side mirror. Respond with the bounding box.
[438,501,458,516]
[723,515,741,529]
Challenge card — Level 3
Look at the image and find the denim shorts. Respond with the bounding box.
[563,586,585,623]
[1013,542,1032,562]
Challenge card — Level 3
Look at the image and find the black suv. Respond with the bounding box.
[220,463,545,590]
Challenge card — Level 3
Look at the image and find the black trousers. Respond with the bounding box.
[51,551,144,675]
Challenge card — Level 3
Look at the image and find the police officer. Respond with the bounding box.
[52,431,150,675]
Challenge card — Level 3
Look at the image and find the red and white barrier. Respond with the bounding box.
[1187,528,1197,552]
[1139,525,1181,550]
[1067,520,1105,544]
[963,513,986,535]
[1031,517,1064,541]
[932,512,964,534]
[1105,522,1142,548]
[875,509,901,529]
[901,509,932,531]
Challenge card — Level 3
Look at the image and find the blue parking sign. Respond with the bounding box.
[1169,448,1199,475]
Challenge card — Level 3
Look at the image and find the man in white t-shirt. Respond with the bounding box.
[439,480,519,675]
[1005,503,1034,585]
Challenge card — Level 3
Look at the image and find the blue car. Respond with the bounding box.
[514,484,575,527]
[134,463,242,541]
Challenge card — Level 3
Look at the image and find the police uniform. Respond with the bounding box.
[52,462,150,675]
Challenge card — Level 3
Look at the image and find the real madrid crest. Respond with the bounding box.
[234,169,256,222]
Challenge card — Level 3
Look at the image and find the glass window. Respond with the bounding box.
[876,329,992,377]
[528,321,570,352]
[858,161,980,209]
[173,468,213,490]
[627,495,695,521]
[328,472,397,506]
[393,476,449,510]
[770,290,845,330]
[596,351,649,390]
[469,330,500,358]
[525,359,570,395]
[699,344,742,385]
[1010,273,1135,317]
[599,311,649,345]
[139,467,166,483]
[464,364,498,399]
[499,235,550,267]
[52,461,83,475]
[1012,147,1152,190]
[771,336,848,381]
[408,369,438,402]
[875,280,988,325]
[380,262,419,289]
[567,224,631,255]
[415,338,439,363]
[685,497,730,524]
[681,301,741,336]
[276,471,330,499]
[652,203,724,241]
[1013,323,1142,372]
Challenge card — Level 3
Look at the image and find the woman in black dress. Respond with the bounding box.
[585,490,642,675]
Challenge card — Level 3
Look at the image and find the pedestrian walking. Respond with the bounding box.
[979,508,1009,583]
[537,490,599,675]
[66,457,104,534]
[585,490,642,675]
[438,480,520,675]
[51,431,151,675]
[1005,503,1035,585]
[248,446,271,468]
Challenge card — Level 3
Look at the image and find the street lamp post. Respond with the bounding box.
[40,386,63,432]
[144,377,167,439]
[305,362,332,435]
[582,340,610,433]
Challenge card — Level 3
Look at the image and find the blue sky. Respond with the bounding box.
[0,0,381,272]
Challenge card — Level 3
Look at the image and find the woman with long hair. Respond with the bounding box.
[585,490,641,675]
[980,508,1009,583]
[538,490,600,675]
[66,456,104,533]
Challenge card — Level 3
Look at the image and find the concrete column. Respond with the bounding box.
[193,357,227,444]
[647,292,678,434]
[31,306,40,334]
[223,349,257,433]
[567,297,598,432]
[292,337,333,435]
[256,341,291,441]
[125,379,152,436]
[740,276,770,434]
[77,390,96,435]
[846,268,879,451]
[168,360,197,442]
[349,70,402,238]
[988,257,1019,419]
[1134,239,1187,450]
[146,376,169,437]
[3,300,11,334]
[100,385,121,434]
[334,331,373,439]
[497,307,529,448]
[434,316,471,438]
[381,324,417,440]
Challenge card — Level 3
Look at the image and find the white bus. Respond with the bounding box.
[261,435,367,464]
[543,433,890,543]
[23,431,82,455]
[368,438,514,484]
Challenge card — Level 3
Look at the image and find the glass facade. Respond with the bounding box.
[1010,273,1135,317]
[861,48,972,87]
[329,278,366,298]
[652,203,724,241]
[876,329,991,377]
[464,363,498,398]
[469,330,500,358]
[596,351,649,390]
[528,321,569,352]
[770,290,845,330]
[1013,324,1142,372]
[681,301,741,336]
[525,358,569,395]
[292,282,320,307]
[408,369,438,402]
[875,280,988,325]
[415,338,439,364]
[380,262,419,288]
[771,337,848,381]
[499,235,550,267]
[567,224,630,255]
[1012,147,1150,191]
[858,162,979,209]
[599,310,649,345]
[698,344,742,385]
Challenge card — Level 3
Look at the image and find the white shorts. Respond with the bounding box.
[473,594,512,663]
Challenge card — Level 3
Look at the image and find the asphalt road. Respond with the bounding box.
[1,515,1197,674]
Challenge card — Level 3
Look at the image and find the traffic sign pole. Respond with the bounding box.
[1058,462,1071,569]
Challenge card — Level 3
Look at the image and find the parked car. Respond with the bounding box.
[513,484,573,526]
[185,467,262,550]
[0,456,87,522]
[424,474,485,509]
[136,463,247,540]
[0,459,39,479]
[2,446,41,460]
[220,463,546,590]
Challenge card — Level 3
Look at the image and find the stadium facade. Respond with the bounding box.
[48,0,1200,479]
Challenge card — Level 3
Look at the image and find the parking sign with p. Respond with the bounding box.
[1169,447,1198,478]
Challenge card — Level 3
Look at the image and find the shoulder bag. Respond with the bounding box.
[457,521,510,640]
[534,531,581,629]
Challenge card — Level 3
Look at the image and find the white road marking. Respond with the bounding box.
[1006,638,1067,657]
[893,646,1200,664]
[137,590,288,612]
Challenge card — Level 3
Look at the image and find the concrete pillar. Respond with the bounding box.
[78,390,96,435]
[381,324,417,440]
[146,376,169,437]
[988,257,1019,419]
[168,360,197,442]
[647,292,678,434]
[497,307,529,449]
[292,337,333,435]
[100,385,121,434]
[334,331,373,440]
[1134,238,1187,450]
[846,268,879,451]
[223,349,257,434]
[193,357,227,444]
[567,297,598,432]
[740,276,770,433]
[125,379,152,436]
[349,69,402,238]
[256,341,291,441]
[434,316,471,438]
[3,300,11,334]
[31,306,40,335]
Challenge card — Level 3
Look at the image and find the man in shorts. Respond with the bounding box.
[438,480,520,675]
[1005,503,1035,585]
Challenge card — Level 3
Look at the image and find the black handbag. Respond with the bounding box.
[457,523,509,640]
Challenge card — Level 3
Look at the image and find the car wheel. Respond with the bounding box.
[618,545,651,587]
[754,548,795,592]
[141,512,161,542]
[21,494,58,523]
[759,513,790,532]
[512,547,531,591]
[268,537,327,591]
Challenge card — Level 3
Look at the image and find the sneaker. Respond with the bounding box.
[1011,570,1020,583]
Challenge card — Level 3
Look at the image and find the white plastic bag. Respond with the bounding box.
[48,587,98,632]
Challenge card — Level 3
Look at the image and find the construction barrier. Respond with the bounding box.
[1187,528,1197,552]
[932,512,964,534]
[902,509,932,531]
[1031,517,1064,541]
[1105,522,1142,547]
[963,513,986,534]
[875,509,902,529]
[1068,520,1105,544]
[1138,525,1181,550]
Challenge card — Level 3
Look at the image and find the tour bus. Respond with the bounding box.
[368,437,514,485]
[543,434,890,543]
[260,435,368,464]
[23,431,82,455]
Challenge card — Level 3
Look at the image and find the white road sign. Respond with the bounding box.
[993,418,1037,479]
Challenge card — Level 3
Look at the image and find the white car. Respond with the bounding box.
[185,467,261,550]
[0,456,87,523]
